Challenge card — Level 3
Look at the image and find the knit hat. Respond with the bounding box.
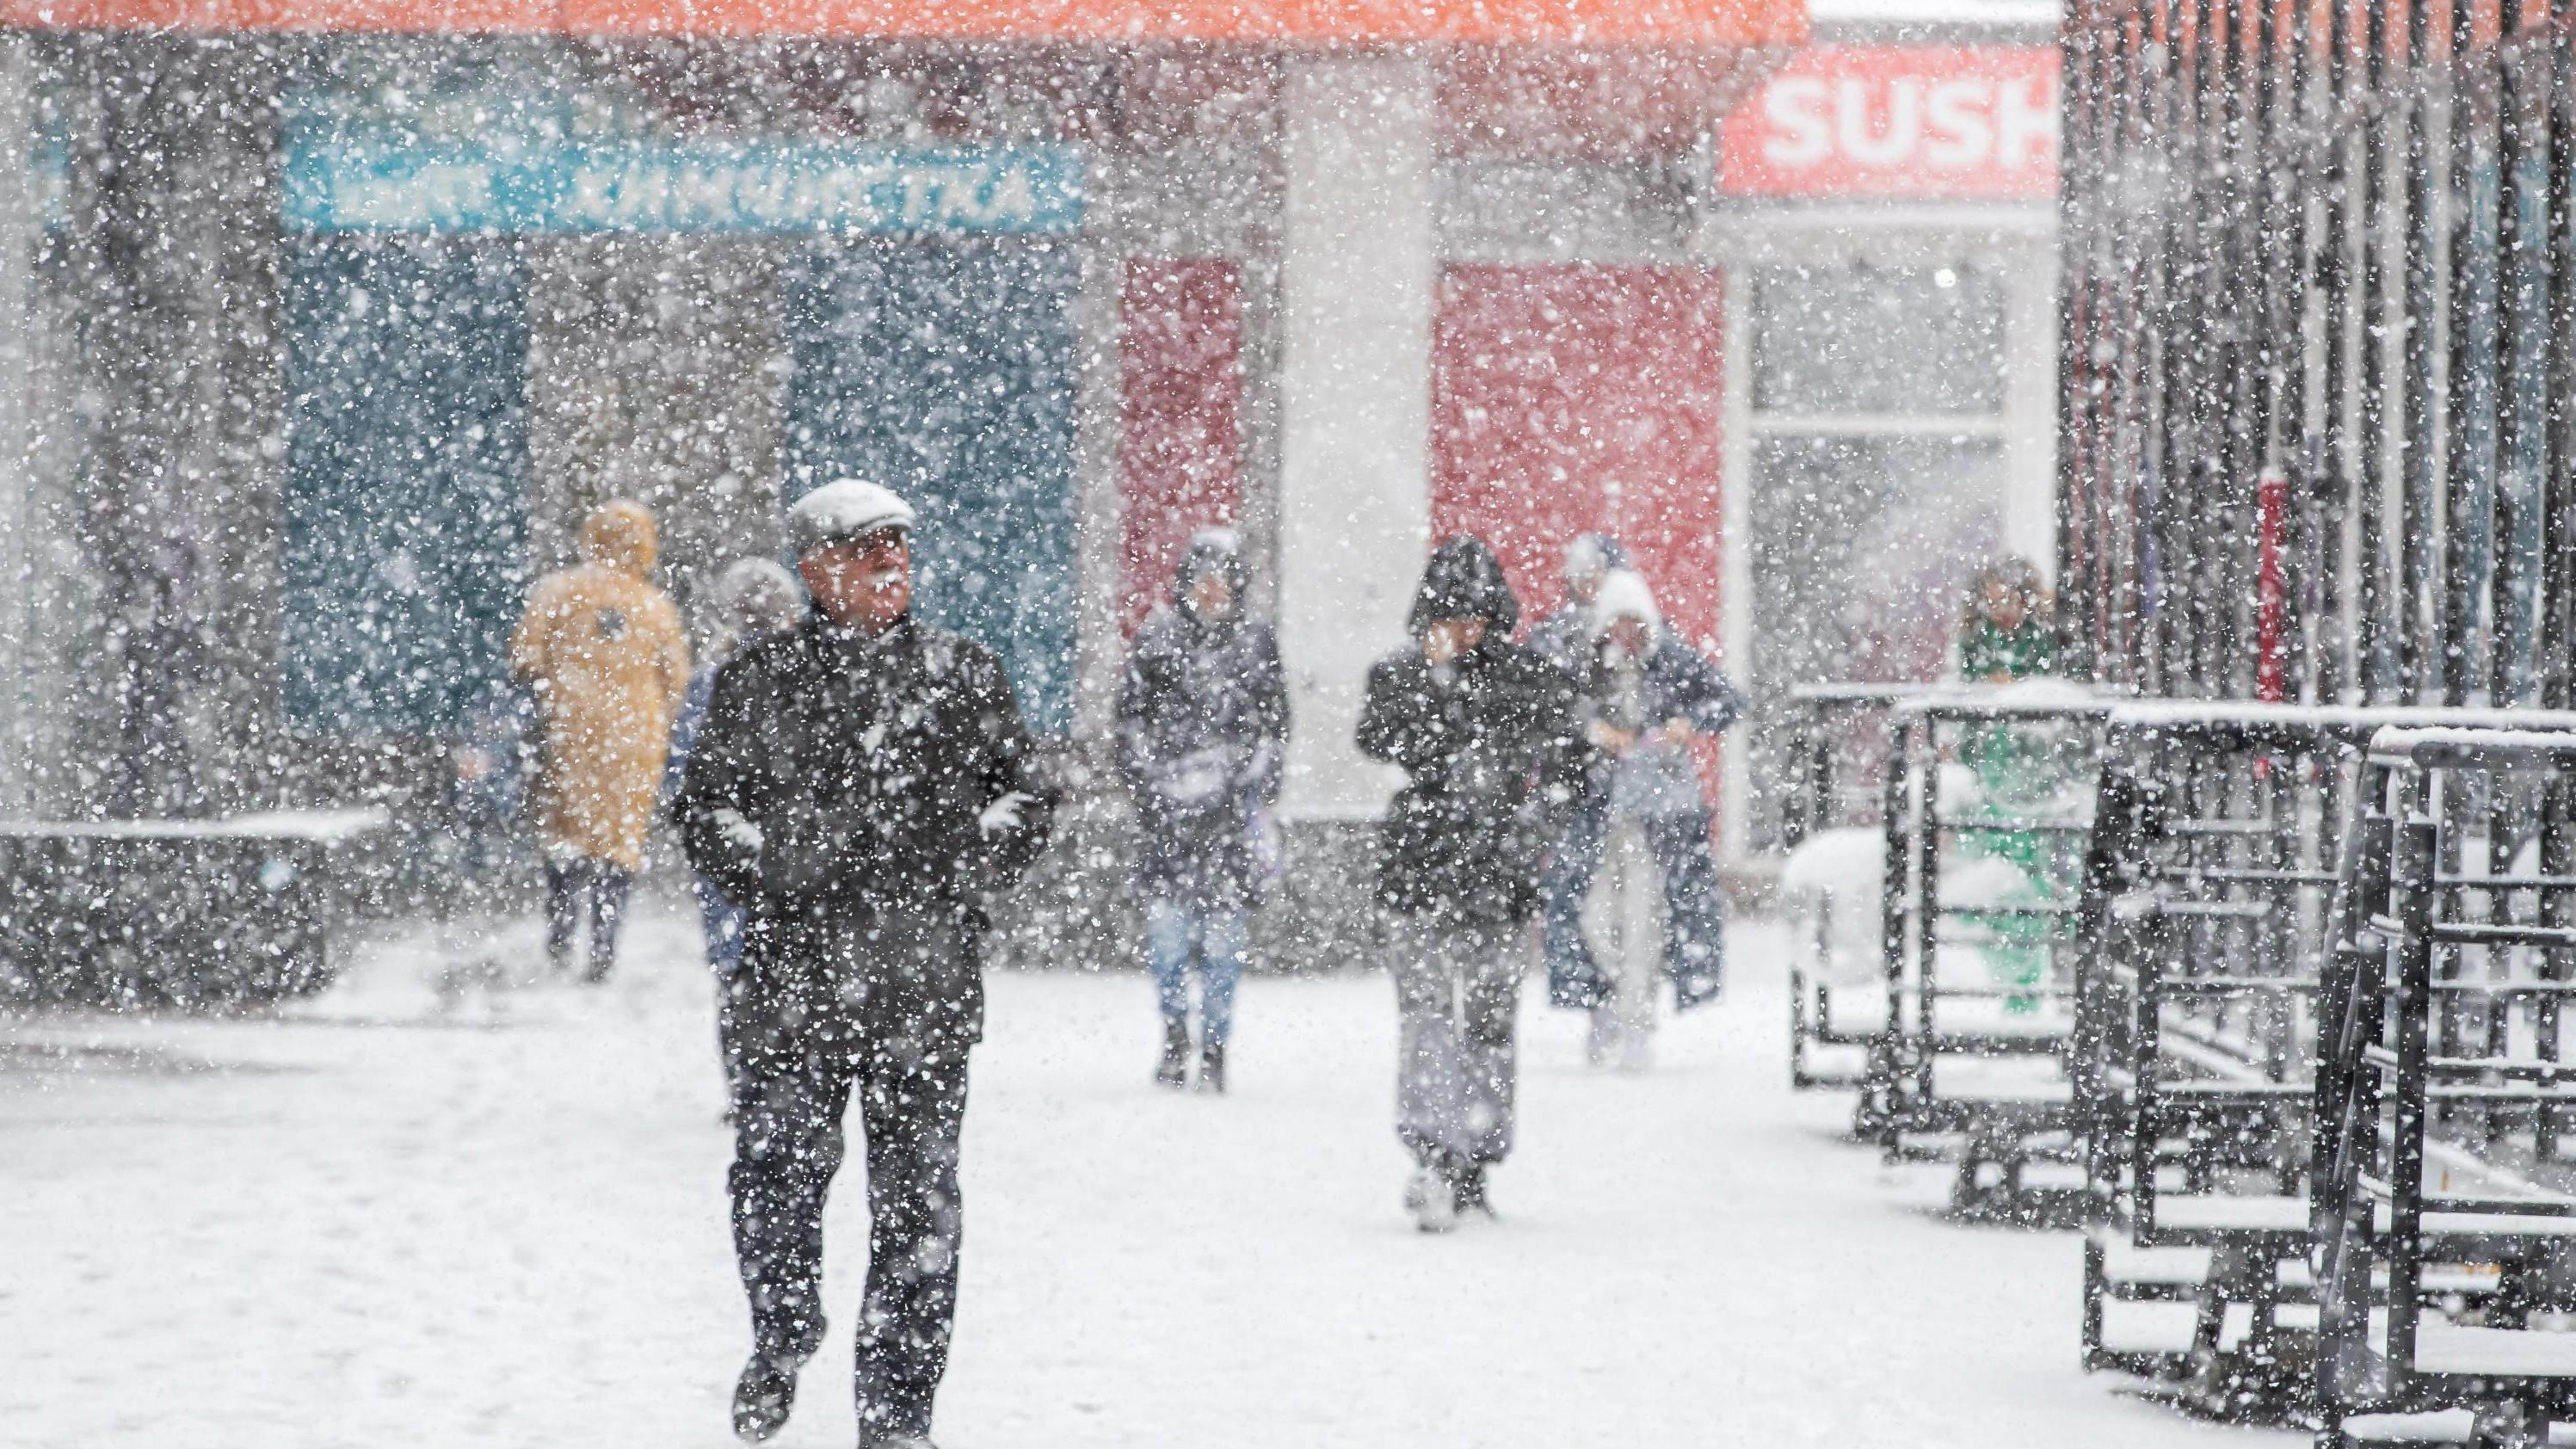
[787,478,915,558]
[1592,568,1661,633]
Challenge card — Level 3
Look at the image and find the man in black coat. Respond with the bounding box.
[1114,527,1289,1092]
[1357,536,1587,1232]
[675,478,1056,1449]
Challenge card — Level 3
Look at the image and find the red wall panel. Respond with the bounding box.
[1119,259,1244,633]
[1430,263,1727,652]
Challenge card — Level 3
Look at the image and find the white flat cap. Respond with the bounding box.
[788,478,917,556]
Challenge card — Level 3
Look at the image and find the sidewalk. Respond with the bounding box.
[0,906,2291,1448]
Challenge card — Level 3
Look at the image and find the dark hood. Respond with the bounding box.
[1407,535,1519,638]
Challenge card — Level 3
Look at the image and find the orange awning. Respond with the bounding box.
[3,0,1806,46]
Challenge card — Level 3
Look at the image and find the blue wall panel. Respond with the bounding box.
[282,240,529,734]
[786,241,1078,734]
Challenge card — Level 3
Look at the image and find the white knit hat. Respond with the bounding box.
[1591,568,1661,633]
[788,478,916,557]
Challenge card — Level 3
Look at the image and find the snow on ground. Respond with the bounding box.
[1,901,2296,1449]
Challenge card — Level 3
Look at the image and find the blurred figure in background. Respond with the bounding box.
[1526,532,1628,675]
[1555,569,1743,1070]
[1114,528,1289,1094]
[510,500,691,983]
[1359,537,1587,1232]
[667,557,808,1113]
[1957,554,2055,683]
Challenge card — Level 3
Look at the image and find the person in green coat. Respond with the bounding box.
[1952,556,2068,1014]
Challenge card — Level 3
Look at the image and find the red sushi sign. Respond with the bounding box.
[1720,45,2061,200]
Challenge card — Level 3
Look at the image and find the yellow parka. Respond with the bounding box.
[509,502,691,872]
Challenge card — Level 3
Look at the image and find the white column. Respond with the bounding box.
[1069,215,1126,752]
[2003,238,2061,581]
[1275,52,1435,821]
[0,36,36,818]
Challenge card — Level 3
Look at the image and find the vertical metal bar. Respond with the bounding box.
[2384,805,2438,1386]
[2400,0,2444,705]
[2357,0,2394,700]
[2541,4,2576,710]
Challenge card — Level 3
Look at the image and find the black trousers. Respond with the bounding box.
[543,857,631,978]
[729,903,983,1441]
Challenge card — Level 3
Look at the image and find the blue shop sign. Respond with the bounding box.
[282,134,1084,236]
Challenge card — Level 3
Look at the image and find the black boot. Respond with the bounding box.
[731,1351,802,1442]
[1155,1018,1191,1088]
[1199,1040,1227,1094]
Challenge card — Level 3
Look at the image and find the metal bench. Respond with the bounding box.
[0,809,389,1009]
[1781,682,1938,1092]
[2314,727,2576,1447]
[1862,686,2117,1208]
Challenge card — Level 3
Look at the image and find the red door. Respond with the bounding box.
[1429,264,1726,652]
[1119,258,1244,633]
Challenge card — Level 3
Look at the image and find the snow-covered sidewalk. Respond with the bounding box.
[2,905,2292,1448]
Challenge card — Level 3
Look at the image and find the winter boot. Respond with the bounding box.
[1405,1159,1459,1234]
[1155,1019,1192,1088]
[730,1350,804,1442]
[1452,1162,1494,1221]
[1585,1006,1618,1068]
[1198,1040,1227,1094]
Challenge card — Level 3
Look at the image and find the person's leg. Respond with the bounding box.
[1646,811,1729,1010]
[1457,917,1526,1168]
[851,925,977,1443]
[543,858,580,971]
[730,1025,854,1366]
[1143,897,1195,1086]
[584,865,632,982]
[1199,903,1247,1051]
[1540,793,1612,1009]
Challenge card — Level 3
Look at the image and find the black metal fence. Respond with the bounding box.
[2060,0,2576,708]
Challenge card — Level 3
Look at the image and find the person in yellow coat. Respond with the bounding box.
[510,500,691,982]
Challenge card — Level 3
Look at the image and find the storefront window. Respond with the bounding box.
[1750,263,2008,416]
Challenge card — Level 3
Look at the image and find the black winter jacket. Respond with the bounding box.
[1115,606,1289,900]
[1356,638,1587,922]
[674,615,1056,921]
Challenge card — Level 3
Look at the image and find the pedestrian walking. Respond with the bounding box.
[675,478,1055,1448]
[509,499,691,983]
[1525,532,1627,676]
[1551,569,1743,1069]
[665,556,808,1116]
[1951,555,2068,1013]
[1358,537,1587,1233]
[1114,528,1289,1094]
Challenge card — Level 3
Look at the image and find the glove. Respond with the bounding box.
[979,791,1037,837]
[709,807,763,879]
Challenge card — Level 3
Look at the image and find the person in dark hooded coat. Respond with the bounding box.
[1114,527,1290,1093]
[1356,536,1587,1231]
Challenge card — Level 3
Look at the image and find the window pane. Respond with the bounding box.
[1751,264,2008,416]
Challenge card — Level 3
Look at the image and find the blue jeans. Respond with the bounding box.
[545,857,631,979]
[1145,898,1246,1048]
[1541,793,1613,1008]
[1541,798,1727,1011]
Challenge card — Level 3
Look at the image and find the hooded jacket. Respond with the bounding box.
[1578,572,1746,819]
[1358,538,1588,922]
[509,502,692,871]
[1114,531,1290,901]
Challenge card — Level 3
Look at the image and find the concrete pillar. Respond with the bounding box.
[1275,53,1436,821]
[1070,215,1126,753]
[0,35,35,818]
[2005,238,2062,581]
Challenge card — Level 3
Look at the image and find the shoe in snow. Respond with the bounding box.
[862,1436,941,1449]
[1198,1041,1227,1094]
[1155,1020,1191,1088]
[1452,1164,1494,1220]
[1406,1163,1458,1234]
[1584,1007,1617,1068]
[731,1351,803,1442]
